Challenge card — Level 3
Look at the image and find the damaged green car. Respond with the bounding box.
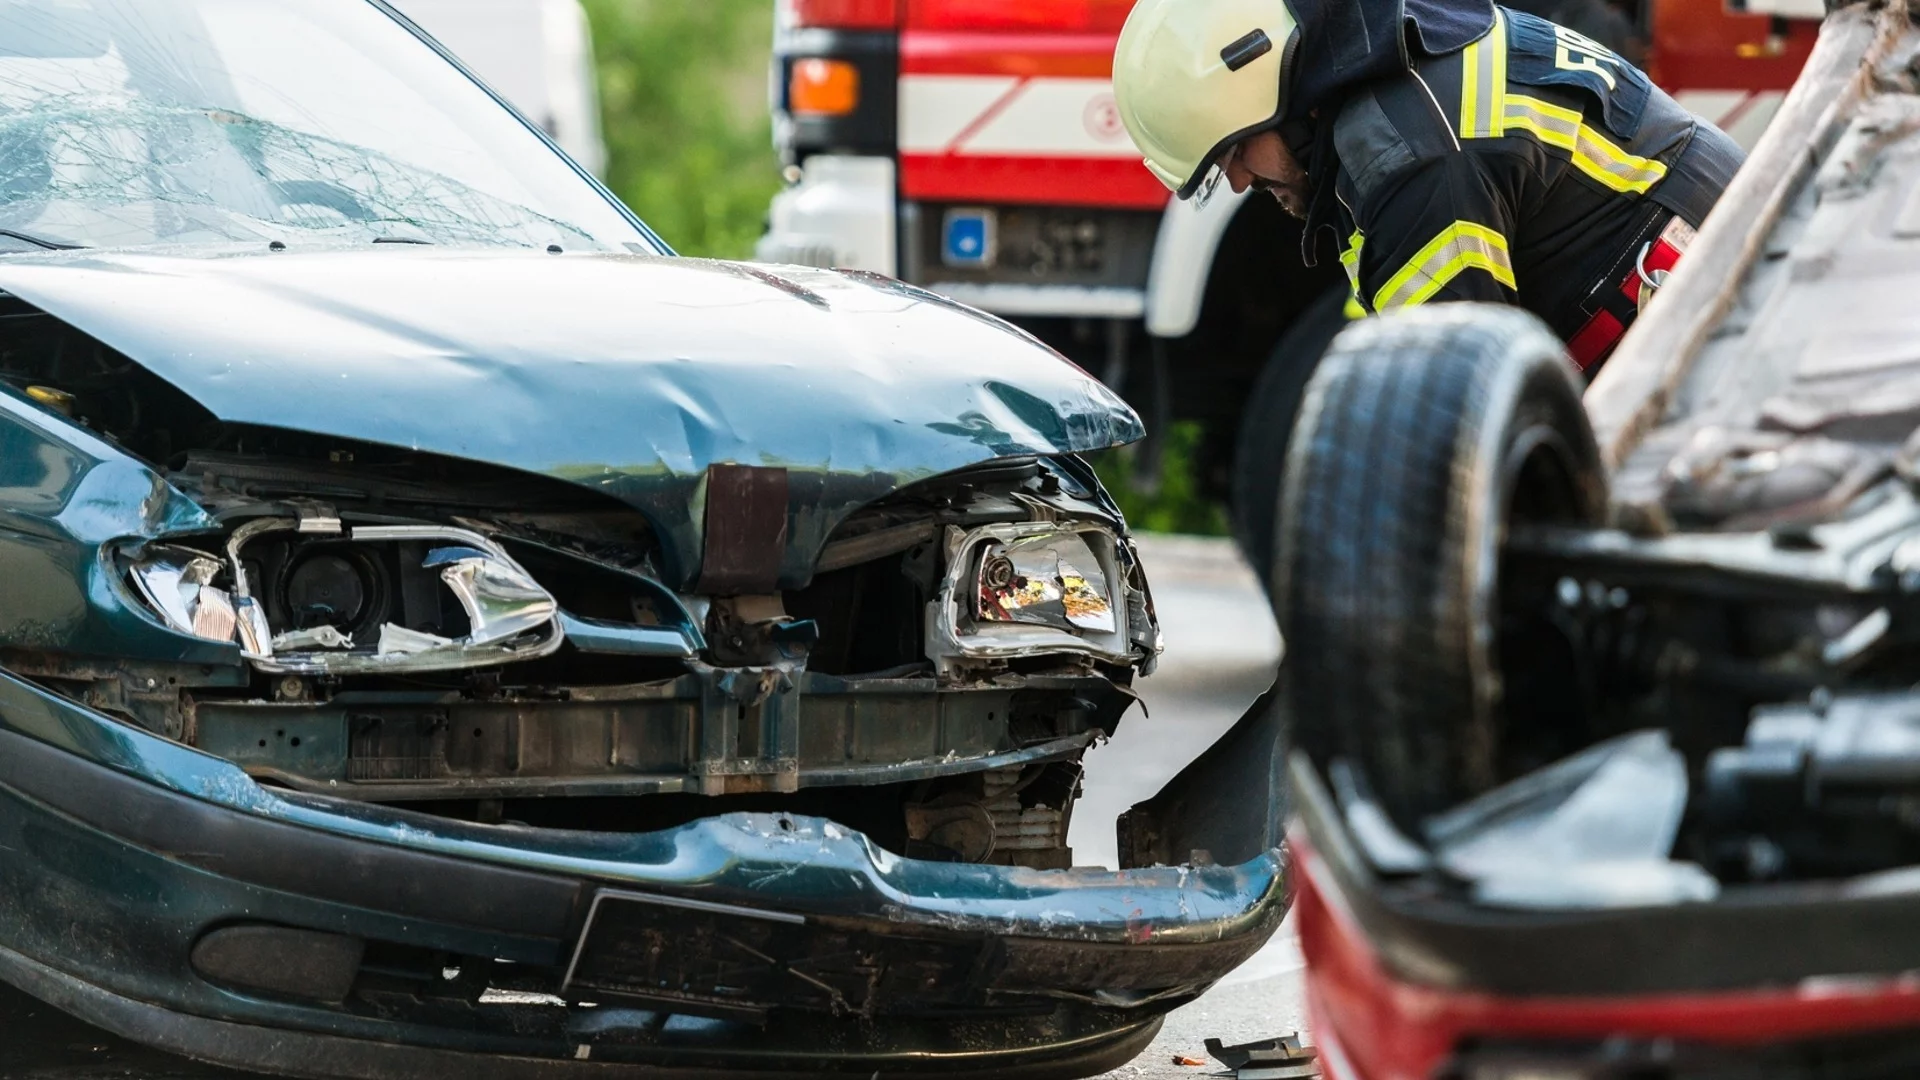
[0,1,1290,1076]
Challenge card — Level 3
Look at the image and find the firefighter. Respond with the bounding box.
[1112,0,1743,370]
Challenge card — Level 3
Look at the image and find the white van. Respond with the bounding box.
[387,0,608,177]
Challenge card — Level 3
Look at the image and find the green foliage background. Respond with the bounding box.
[1091,423,1229,536]
[578,0,1225,535]
[581,0,783,259]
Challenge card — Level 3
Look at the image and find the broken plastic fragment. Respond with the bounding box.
[271,625,354,651]
[1425,731,1718,909]
[129,551,240,645]
[191,585,238,644]
[424,546,557,645]
[234,596,273,657]
[378,624,455,655]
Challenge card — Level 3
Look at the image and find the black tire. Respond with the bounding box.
[1275,305,1607,831]
[1230,285,1352,588]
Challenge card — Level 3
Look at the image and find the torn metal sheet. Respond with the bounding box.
[270,625,352,652]
[696,464,791,596]
[421,544,557,645]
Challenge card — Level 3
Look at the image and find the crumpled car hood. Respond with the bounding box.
[0,247,1142,588]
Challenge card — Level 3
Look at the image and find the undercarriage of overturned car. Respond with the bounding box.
[1274,4,1920,1070]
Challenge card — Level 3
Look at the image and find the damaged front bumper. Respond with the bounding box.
[0,667,1291,1079]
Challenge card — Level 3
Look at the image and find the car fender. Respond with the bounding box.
[1143,188,1250,339]
[0,386,233,664]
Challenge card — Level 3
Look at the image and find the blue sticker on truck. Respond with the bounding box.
[941,208,996,269]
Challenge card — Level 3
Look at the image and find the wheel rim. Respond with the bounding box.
[1473,417,1597,787]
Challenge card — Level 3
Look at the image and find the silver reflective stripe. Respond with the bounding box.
[1373,222,1516,310]
[1504,94,1669,194]
[1457,9,1507,139]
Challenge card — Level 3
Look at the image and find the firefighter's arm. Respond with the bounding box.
[1352,153,1520,312]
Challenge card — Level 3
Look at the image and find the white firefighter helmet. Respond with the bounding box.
[1113,0,1298,200]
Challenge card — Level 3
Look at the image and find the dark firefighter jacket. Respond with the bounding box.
[1302,6,1744,343]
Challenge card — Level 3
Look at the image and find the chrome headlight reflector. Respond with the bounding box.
[931,521,1157,675]
[975,531,1116,633]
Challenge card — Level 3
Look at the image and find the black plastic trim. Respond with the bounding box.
[0,939,1164,1080]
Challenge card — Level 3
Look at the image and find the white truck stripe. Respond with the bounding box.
[900,74,1139,158]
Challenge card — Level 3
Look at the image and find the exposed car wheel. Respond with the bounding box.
[1275,305,1607,831]
[1231,285,1352,589]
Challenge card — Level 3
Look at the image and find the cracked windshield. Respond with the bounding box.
[0,0,658,252]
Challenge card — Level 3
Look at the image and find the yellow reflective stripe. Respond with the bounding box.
[1502,94,1668,194]
[1372,221,1515,310]
[1458,36,1481,138]
[1339,229,1365,289]
[1340,230,1369,316]
[1457,9,1507,139]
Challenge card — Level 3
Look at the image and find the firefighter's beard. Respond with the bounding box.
[1230,132,1312,219]
[1253,176,1310,219]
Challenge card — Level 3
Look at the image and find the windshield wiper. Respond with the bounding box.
[0,229,85,251]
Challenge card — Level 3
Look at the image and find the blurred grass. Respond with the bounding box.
[1090,422,1229,536]
[580,0,783,258]
[580,0,1227,535]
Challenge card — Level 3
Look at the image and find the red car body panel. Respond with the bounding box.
[1294,839,1920,1080]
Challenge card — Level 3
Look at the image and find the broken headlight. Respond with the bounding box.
[128,547,242,644]
[975,532,1116,634]
[930,522,1157,675]
[125,524,563,674]
[422,544,558,647]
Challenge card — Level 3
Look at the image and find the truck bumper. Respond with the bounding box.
[756,155,897,276]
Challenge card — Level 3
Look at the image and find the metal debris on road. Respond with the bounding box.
[1204,1033,1321,1080]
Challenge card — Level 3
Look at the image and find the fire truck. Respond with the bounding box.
[756,0,1821,576]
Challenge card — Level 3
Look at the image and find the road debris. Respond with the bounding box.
[1204,1033,1320,1080]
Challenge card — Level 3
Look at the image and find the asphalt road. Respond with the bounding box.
[0,534,1301,1080]
[1079,535,1303,1080]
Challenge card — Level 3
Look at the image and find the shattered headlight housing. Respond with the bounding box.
[975,531,1116,633]
[929,522,1159,676]
[124,524,563,674]
[128,547,241,645]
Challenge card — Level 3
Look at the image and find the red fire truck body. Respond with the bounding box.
[760,0,1818,567]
